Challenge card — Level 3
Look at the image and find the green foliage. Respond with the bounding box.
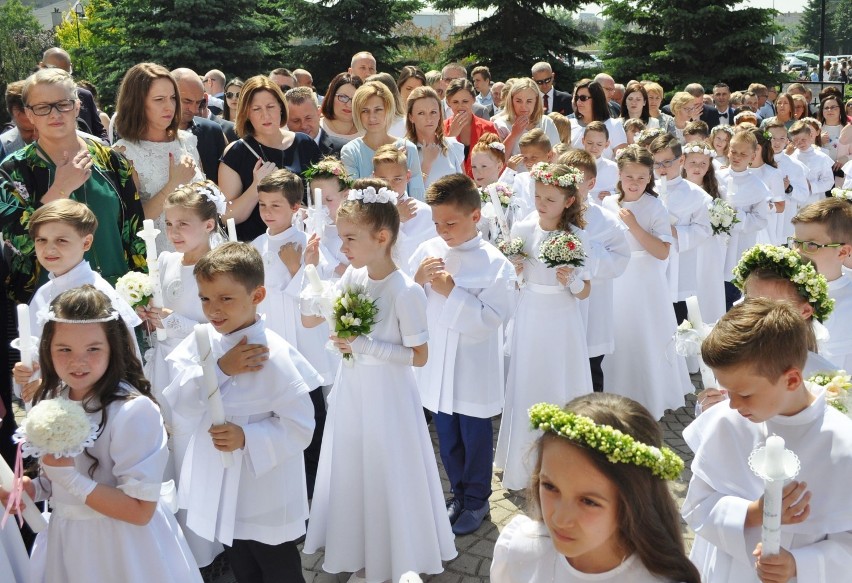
[434,0,590,88]
[830,0,852,55]
[795,0,835,54]
[286,0,428,91]
[601,0,784,91]
[0,0,54,109]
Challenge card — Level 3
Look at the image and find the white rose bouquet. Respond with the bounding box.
[808,370,852,415]
[115,271,153,309]
[830,187,852,201]
[14,397,98,459]
[495,237,526,258]
[708,198,740,236]
[332,286,379,361]
[539,231,585,268]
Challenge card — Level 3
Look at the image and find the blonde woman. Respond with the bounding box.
[494,77,561,157]
[669,91,697,143]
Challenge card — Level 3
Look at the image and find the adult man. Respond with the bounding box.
[440,63,489,120]
[663,83,719,129]
[269,68,297,93]
[594,73,621,117]
[712,83,735,126]
[284,87,337,156]
[203,69,226,115]
[471,66,494,117]
[490,81,506,117]
[348,52,377,80]
[39,47,106,140]
[1,81,36,155]
[531,62,572,116]
[172,68,229,183]
[293,69,314,89]
[612,83,625,107]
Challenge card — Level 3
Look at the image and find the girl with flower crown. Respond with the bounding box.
[710,125,733,169]
[601,145,692,419]
[304,156,353,278]
[302,178,456,582]
[492,393,699,583]
[3,285,202,583]
[494,162,593,491]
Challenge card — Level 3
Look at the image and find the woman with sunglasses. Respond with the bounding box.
[319,73,364,154]
[568,79,627,159]
[0,68,147,305]
[222,78,244,122]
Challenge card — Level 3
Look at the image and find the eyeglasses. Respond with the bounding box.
[823,105,840,111]
[335,94,353,104]
[575,94,592,102]
[26,99,76,116]
[534,77,553,86]
[653,158,679,169]
[787,237,845,253]
[225,92,240,99]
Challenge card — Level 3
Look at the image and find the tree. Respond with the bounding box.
[795,0,835,54]
[433,0,591,87]
[286,0,428,91]
[0,0,54,107]
[600,0,784,91]
[831,0,852,55]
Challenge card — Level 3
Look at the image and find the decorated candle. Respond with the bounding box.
[659,175,668,202]
[137,220,167,341]
[194,324,233,467]
[0,454,47,532]
[16,304,32,368]
[761,435,786,556]
[486,188,510,240]
[226,218,238,243]
[305,264,324,293]
[314,188,322,212]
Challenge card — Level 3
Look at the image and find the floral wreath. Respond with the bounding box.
[488,142,505,153]
[682,143,716,158]
[198,183,227,216]
[347,186,396,204]
[530,162,583,189]
[762,129,773,142]
[528,403,685,480]
[732,244,835,322]
[713,125,735,136]
[635,128,666,144]
[303,159,354,188]
[830,187,852,202]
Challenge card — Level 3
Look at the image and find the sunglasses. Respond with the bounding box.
[336,94,353,104]
[225,92,240,99]
[534,77,553,86]
[575,94,592,102]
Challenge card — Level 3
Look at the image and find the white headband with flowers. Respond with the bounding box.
[488,142,505,153]
[530,162,583,188]
[682,143,716,158]
[347,186,396,204]
[197,183,227,215]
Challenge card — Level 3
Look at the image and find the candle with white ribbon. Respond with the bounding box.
[761,436,787,556]
[314,188,322,213]
[0,455,47,532]
[17,304,33,368]
[304,264,334,321]
[137,220,167,341]
[194,325,232,467]
[685,295,716,389]
[658,175,668,203]
[226,218,238,242]
[486,187,510,241]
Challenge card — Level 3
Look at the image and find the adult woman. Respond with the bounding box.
[319,73,364,153]
[397,66,427,106]
[341,81,425,199]
[846,98,852,121]
[222,77,244,122]
[792,94,808,121]
[444,79,498,177]
[644,81,676,134]
[406,86,464,186]
[568,79,627,158]
[668,92,695,143]
[0,68,146,304]
[761,93,795,129]
[818,94,852,173]
[114,63,203,251]
[620,83,658,129]
[219,75,321,241]
[366,72,407,138]
[494,77,561,158]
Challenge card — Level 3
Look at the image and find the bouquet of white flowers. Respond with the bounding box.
[495,237,526,258]
[14,397,98,459]
[830,187,852,201]
[708,198,740,236]
[539,231,585,268]
[808,370,852,415]
[480,183,514,208]
[332,286,379,361]
[115,271,153,309]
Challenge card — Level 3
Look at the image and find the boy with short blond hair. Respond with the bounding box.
[508,129,553,209]
[582,121,618,204]
[683,297,852,583]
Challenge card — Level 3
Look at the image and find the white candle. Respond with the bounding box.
[659,175,668,203]
[17,304,32,368]
[194,325,233,467]
[226,218,238,242]
[685,295,704,333]
[486,188,510,240]
[314,187,322,212]
[0,455,47,532]
[761,435,786,556]
[305,264,324,293]
[137,220,167,341]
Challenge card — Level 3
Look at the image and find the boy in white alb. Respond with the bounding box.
[683,298,852,582]
[410,173,517,536]
[559,149,630,393]
[582,121,619,205]
[510,129,553,211]
[790,120,834,205]
[164,243,319,583]
[792,198,852,370]
[766,121,810,242]
[250,169,332,499]
[649,134,712,320]
[372,145,436,274]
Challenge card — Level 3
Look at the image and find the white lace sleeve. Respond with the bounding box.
[161,312,199,339]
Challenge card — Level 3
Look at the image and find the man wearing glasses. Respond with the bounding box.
[531,62,572,116]
[593,73,621,118]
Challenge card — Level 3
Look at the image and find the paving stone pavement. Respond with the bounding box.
[207,378,701,583]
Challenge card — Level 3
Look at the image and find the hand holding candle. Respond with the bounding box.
[194,324,233,467]
[137,220,167,341]
[685,295,716,390]
[0,455,47,532]
[749,435,800,557]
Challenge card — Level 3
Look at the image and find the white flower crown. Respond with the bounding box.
[530,162,583,188]
[198,184,228,215]
[488,142,505,153]
[347,186,396,204]
[682,143,716,158]
[39,309,120,326]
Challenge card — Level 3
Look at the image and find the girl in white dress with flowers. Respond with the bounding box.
[302,183,456,582]
[2,286,200,583]
[602,146,692,418]
[495,162,593,491]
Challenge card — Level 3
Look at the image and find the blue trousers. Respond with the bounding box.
[434,412,493,511]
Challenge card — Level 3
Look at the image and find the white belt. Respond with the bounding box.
[51,502,106,521]
[524,282,565,294]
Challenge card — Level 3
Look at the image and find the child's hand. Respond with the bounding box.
[414,257,444,286]
[746,481,811,528]
[0,477,35,508]
[278,242,303,276]
[696,388,727,411]
[13,361,38,386]
[397,197,418,223]
[555,266,574,287]
[304,234,320,267]
[334,262,348,276]
[510,255,525,275]
[146,306,172,329]
[597,190,611,201]
[618,207,639,229]
[329,335,353,354]
[217,336,269,375]
[507,154,524,171]
[753,543,797,583]
[209,422,245,452]
[430,271,455,297]
[783,176,790,190]
[774,200,785,214]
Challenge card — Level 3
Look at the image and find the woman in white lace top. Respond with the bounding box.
[114,63,203,251]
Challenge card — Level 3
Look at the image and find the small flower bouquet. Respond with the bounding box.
[673,320,702,357]
[480,183,513,208]
[539,231,585,268]
[708,198,740,236]
[495,237,526,258]
[115,271,153,309]
[808,370,852,415]
[332,285,379,361]
[14,397,98,459]
[830,187,852,201]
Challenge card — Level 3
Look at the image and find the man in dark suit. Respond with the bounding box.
[39,48,107,140]
[171,68,228,182]
[662,83,720,129]
[531,62,573,116]
[711,82,736,127]
[285,87,339,156]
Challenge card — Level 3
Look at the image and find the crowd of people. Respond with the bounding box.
[1,46,852,583]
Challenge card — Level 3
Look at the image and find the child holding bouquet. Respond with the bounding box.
[302,180,456,582]
[494,161,593,491]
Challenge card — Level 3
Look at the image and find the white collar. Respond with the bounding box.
[47,260,94,289]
